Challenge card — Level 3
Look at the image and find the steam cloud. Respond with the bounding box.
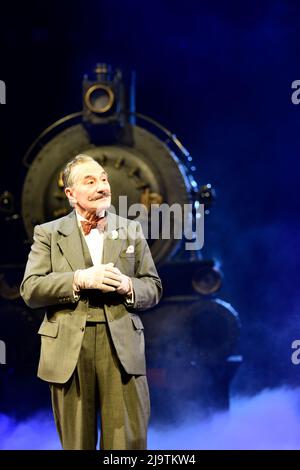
[1,387,300,450]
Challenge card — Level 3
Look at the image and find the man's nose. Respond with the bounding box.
[96,181,110,192]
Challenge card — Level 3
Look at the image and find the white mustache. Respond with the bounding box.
[88,194,111,201]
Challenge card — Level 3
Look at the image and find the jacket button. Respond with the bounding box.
[80,327,84,332]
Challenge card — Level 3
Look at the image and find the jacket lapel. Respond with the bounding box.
[102,211,126,265]
[56,210,86,271]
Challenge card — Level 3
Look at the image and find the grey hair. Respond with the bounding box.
[62,154,97,188]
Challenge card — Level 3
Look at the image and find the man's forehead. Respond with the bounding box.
[73,161,106,178]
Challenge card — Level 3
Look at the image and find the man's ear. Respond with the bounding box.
[65,187,77,205]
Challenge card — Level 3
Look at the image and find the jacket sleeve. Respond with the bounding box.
[20,225,76,309]
[130,221,163,311]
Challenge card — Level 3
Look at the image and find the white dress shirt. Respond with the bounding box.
[76,211,104,266]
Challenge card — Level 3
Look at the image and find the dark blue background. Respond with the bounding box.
[0,0,299,394]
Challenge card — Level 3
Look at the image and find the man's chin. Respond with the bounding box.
[95,199,111,215]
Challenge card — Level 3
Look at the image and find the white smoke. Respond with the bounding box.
[0,411,59,450]
[1,387,300,450]
[150,387,300,450]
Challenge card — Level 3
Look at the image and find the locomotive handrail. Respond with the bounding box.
[22,111,193,168]
[22,112,83,167]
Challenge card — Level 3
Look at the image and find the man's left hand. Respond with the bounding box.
[112,267,132,295]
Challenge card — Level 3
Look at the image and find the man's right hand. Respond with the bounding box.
[73,262,122,293]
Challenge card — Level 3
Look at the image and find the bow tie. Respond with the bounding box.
[80,216,107,235]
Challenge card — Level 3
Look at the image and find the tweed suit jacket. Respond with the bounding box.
[20,210,162,384]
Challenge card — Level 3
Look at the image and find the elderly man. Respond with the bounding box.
[20,154,162,450]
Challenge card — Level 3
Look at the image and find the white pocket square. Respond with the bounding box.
[126,245,135,254]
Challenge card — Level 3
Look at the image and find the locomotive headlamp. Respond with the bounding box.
[84,84,115,114]
[82,62,123,125]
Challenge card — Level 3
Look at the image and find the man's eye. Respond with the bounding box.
[87,180,94,184]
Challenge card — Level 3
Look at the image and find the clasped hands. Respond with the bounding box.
[73,263,131,295]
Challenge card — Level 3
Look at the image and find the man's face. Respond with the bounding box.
[65,161,111,215]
